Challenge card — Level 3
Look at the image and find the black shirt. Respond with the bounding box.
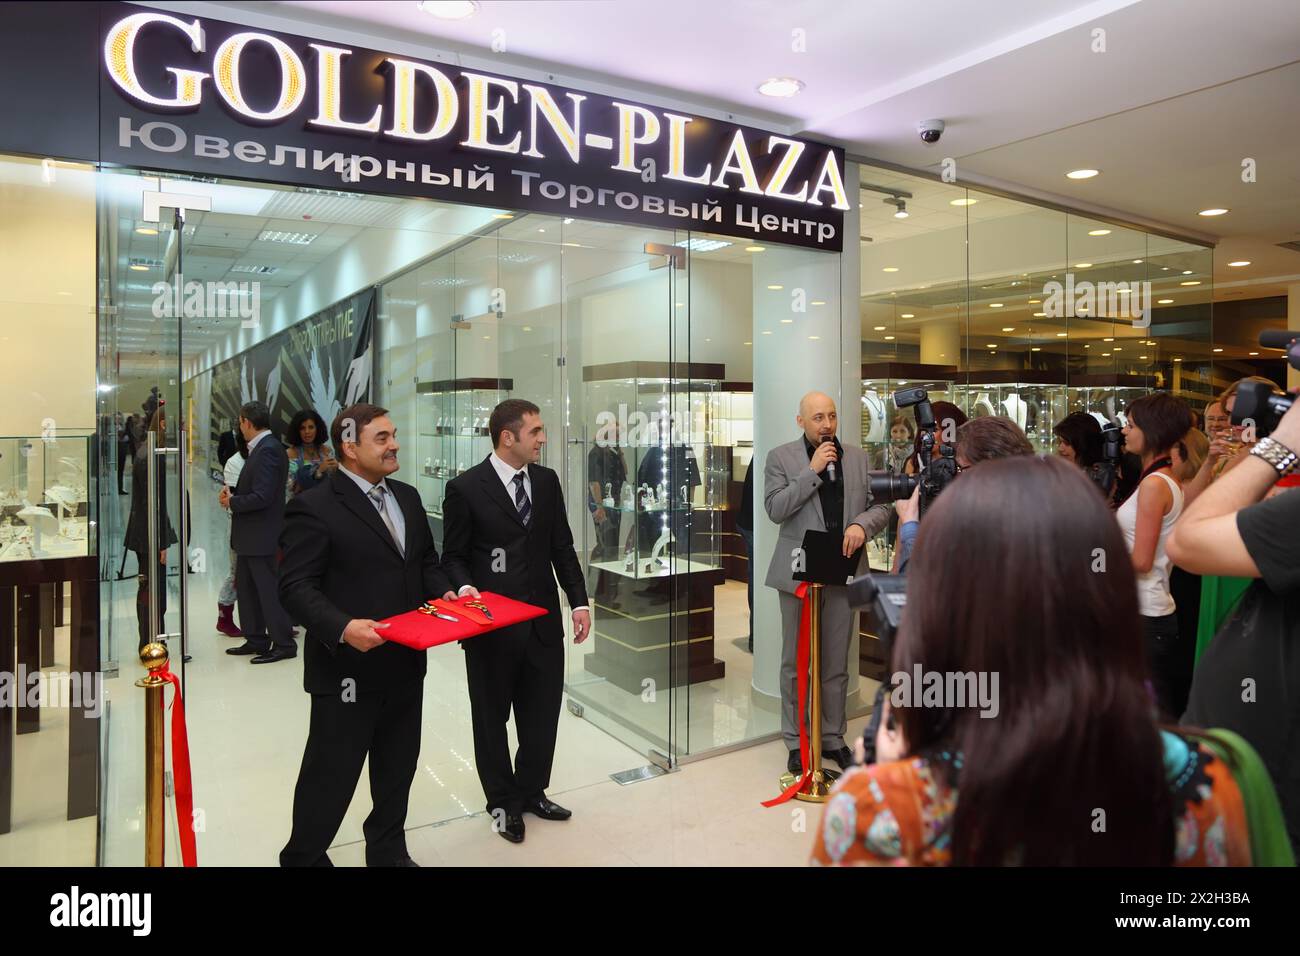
[1184,488,1300,856]
[804,435,844,535]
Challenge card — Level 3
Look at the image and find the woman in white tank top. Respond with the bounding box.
[1115,394,1194,719]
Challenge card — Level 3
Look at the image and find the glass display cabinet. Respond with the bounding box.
[415,378,512,519]
[954,370,1069,454]
[710,383,753,585]
[1066,372,1162,426]
[0,433,93,562]
[576,362,726,693]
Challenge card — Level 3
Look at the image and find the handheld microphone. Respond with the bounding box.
[821,435,837,483]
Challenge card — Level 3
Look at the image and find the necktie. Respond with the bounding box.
[512,471,532,526]
[367,485,404,557]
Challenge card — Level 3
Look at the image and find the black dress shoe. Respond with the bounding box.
[250,647,297,664]
[523,795,572,821]
[226,641,268,656]
[368,855,419,867]
[787,749,803,775]
[496,810,525,843]
[823,746,854,771]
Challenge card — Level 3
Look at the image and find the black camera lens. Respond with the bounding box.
[868,471,917,503]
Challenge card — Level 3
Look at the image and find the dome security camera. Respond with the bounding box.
[918,119,945,145]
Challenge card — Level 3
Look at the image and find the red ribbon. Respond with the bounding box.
[763,582,813,807]
[158,663,198,867]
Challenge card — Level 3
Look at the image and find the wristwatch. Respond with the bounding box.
[1249,436,1299,476]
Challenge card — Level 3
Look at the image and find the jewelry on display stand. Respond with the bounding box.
[973,392,996,418]
[602,483,614,508]
[862,390,887,443]
[645,529,674,574]
[1001,393,1027,430]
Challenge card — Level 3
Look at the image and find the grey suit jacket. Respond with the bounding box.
[763,438,890,594]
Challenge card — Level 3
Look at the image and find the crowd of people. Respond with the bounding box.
[810,375,1300,867]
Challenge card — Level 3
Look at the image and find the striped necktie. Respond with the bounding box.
[367,485,404,557]
[512,471,532,526]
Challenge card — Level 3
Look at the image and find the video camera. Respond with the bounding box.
[1233,330,1298,436]
[866,387,959,517]
[847,572,907,657]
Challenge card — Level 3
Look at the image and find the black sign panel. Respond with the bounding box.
[209,289,374,452]
[98,3,846,250]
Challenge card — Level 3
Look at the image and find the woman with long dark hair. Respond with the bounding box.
[123,400,176,652]
[1117,393,1195,718]
[812,456,1249,866]
[285,408,336,496]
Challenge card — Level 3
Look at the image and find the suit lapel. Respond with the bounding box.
[333,471,405,561]
[479,457,527,530]
[792,440,825,528]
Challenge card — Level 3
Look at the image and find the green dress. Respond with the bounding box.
[1194,575,1252,667]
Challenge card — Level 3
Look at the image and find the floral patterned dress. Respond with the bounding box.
[812,730,1251,866]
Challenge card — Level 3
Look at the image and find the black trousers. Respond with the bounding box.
[280,677,423,866]
[464,624,565,814]
[1142,612,1190,721]
[235,553,295,651]
[131,548,167,651]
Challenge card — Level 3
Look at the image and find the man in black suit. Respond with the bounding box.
[442,398,590,844]
[278,403,456,867]
[219,400,296,664]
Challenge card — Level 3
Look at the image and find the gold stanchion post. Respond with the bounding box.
[778,582,839,802]
[137,641,169,866]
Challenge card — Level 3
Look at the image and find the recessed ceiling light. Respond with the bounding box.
[1181,280,1201,286]
[522,326,532,332]
[1028,299,1041,304]
[744,341,752,346]
[1104,337,1114,342]
[873,325,887,331]
[129,264,148,271]
[1249,351,1259,356]
[1034,312,1048,318]
[1102,352,1111,357]
[1056,332,1067,337]
[419,0,478,18]
[1198,208,1228,217]
[562,242,581,248]
[1140,355,1148,360]
[1113,347,1122,351]
[1132,259,1143,264]
[745,245,765,252]
[811,300,826,306]
[135,226,158,236]
[758,77,804,97]
[808,335,820,340]
[1074,262,1092,269]
[950,198,977,206]
[537,228,546,233]
[563,217,574,225]
[900,313,914,319]
[1084,344,1091,349]
[1182,270,1193,275]
[1213,348,1224,353]
[1174,357,1182,362]
[258,230,317,245]
[1031,347,1041,352]
[990,303,1004,308]
[884,335,895,341]
[1088,229,1111,236]
[762,331,772,335]
[1001,326,1015,332]
[1067,169,1100,179]
[1228,260,1251,267]
[1158,298,1174,304]
[882,267,899,272]
[768,284,783,290]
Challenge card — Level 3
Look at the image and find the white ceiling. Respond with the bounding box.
[226,0,1300,287]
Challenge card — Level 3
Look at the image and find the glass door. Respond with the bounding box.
[97,170,197,865]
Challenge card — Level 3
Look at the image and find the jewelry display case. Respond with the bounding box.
[1066,372,1161,426]
[0,434,93,562]
[953,370,1069,454]
[415,378,512,519]
[577,362,726,693]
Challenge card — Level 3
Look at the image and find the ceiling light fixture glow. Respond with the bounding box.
[1067,169,1100,179]
[758,77,804,98]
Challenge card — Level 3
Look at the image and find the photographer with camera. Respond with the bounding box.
[814,457,1253,866]
[1168,375,1300,857]
[764,392,891,776]
[891,415,1033,574]
[1181,376,1276,507]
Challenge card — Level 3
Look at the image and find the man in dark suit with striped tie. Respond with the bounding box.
[441,399,590,845]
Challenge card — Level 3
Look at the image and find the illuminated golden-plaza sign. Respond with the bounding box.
[100,6,847,249]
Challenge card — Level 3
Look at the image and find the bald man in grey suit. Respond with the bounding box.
[764,391,890,775]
